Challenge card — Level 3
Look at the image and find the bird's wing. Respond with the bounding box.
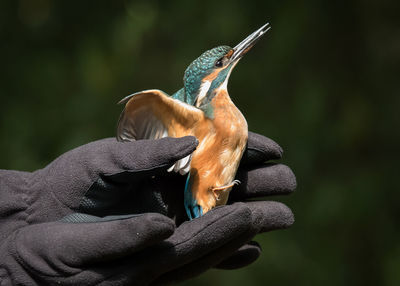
[117,89,203,174]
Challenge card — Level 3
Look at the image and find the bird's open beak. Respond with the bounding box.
[229,23,271,64]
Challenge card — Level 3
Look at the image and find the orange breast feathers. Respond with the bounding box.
[117,89,248,214]
[189,90,248,213]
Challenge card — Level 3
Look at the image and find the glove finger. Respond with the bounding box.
[120,203,251,285]
[246,200,294,233]
[240,132,283,167]
[151,232,255,285]
[157,202,252,263]
[103,136,198,173]
[151,201,293,285]
[14,213,175,272]
[215,241,261,270]
[84,203,252,285]
[230,163,297,201]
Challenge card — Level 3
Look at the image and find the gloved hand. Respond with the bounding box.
[0,132,296,285]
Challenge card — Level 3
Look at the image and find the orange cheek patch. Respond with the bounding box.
[202,63,232,83]
[203,69,221,82]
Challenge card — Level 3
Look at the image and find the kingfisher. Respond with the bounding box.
[117,23,270,220]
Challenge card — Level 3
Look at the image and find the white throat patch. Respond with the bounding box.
[195,80,212,107]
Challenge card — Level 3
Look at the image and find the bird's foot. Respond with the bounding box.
[211,180,241,201]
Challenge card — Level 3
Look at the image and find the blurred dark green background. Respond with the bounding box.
[1,0,399,285]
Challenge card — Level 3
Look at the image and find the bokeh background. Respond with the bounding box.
[0,0,399,285]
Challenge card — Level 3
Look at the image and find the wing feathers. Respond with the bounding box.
[117,89,202,174]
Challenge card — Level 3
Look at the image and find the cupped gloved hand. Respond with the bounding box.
[0,132,296,285]
[0,201,292,285]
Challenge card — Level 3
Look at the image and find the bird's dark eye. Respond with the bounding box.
[215,58,223,67]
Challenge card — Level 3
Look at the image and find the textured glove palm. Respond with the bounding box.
[0,132,296,285]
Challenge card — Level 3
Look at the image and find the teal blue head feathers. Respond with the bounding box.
[182,23,271,107]
[184,46,231,106]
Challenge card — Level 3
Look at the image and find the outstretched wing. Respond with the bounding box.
[117,89,203,174]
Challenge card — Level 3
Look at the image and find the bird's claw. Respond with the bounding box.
[211,180,241,201]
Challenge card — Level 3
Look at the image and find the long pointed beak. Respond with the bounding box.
[230,23,271,63]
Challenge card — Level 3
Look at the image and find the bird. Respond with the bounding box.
[117,23,270,220]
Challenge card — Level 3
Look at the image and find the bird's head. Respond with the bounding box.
[183,23,270,107]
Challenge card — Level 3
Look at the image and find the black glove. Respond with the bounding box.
[0,133,296,285]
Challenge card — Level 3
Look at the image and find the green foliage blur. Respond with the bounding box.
[0,0,399,285]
